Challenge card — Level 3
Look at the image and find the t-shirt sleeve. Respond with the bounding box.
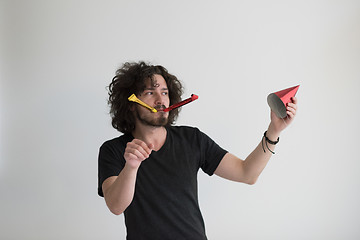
[98,141,125,197]
[197,128,228,176]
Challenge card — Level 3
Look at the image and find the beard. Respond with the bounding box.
[135,109,168,127]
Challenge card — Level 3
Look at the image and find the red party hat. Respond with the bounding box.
[267,85,299,118]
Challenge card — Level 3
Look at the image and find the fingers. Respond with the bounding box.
[286,97,298,118]
[132,139,153,155]
[124,139,153,163]
[286,109,295,118]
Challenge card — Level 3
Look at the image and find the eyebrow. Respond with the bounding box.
[144,87,168,91]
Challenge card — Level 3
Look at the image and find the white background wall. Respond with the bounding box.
[1,0,359,239]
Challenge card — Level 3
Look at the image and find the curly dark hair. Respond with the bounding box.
[108,61,183,134]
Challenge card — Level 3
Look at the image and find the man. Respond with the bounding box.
[98,61,298,239]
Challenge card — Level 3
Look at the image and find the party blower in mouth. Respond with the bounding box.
[128,94,158,112]
[163,94,198,112]
[128,94,199,112]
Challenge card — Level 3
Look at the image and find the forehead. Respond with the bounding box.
[144,74,167,88]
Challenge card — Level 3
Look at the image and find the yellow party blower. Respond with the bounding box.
[128,94,157,113]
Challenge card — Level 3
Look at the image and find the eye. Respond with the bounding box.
[162,92,168,96]
[145,91,153,95]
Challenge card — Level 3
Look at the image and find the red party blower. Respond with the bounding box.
[163,94,199,112]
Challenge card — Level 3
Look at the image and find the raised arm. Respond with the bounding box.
[102,139,153,215]
[214,97,298,184]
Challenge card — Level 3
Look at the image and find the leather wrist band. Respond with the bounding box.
[262,131,279,154]
[264,131,279,145]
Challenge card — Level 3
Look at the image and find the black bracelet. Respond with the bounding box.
[262,131,279,154]
[264,131,279,145]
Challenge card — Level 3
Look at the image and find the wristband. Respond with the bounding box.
[262,131,279,154]
[264,131,279,145]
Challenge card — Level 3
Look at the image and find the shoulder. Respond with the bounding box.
[98,134,132,167]
[99,134,133,152]
[100,136,120,150]
[167,125,203,137]
[167,125,211,145]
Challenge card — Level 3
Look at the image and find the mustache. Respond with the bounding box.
[154,105,166,111]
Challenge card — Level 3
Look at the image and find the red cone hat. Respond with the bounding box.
[267,85,299,118]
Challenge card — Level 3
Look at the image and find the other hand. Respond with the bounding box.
[124,139,154,169]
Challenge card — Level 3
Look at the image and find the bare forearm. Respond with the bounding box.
[104,164,138,215]
[243,127,280,183]
[215,99,297,184]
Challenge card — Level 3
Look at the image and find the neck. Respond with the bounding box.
[132,124,167,151]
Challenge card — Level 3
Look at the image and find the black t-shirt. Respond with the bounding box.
[98,126,228,240]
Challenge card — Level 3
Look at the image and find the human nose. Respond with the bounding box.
[154,92,164,105]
